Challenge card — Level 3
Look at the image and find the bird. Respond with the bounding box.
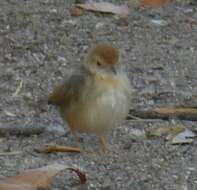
[48,43,131,152]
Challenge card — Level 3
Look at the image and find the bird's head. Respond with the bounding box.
[85,43,120,76]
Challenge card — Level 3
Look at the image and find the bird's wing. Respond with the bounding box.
[48,70,88,106]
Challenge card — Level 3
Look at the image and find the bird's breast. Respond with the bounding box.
[65,74,131,135]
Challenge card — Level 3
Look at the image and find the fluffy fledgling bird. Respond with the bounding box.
[48,43,131,152]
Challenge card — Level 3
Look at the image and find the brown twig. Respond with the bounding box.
[127,107,197,121]
[34,144,81,153]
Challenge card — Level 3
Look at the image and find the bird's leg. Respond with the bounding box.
[71,129,80,143]
[70,129,86,151]
[71,129,95,154]
[70,129,85,150]
[99,136,108,153]
[70,129,80,143]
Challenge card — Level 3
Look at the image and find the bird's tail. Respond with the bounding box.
[48,83,66,106]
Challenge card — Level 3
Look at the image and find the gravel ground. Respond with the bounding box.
[0,0,197,189]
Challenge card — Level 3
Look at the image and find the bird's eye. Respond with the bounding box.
[97,61,101,66]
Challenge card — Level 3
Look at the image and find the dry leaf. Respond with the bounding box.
[0,164,86,190]
[146,124,196,145]
[76,2,130,17]
[35,144,81,153]
[128,0,170,7]
[146,125,185,138]
[139,0,170,7]
[67,168,87,185]
[171,128,196,145]
[70,7,83,16]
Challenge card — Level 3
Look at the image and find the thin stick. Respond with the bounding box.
[127,107,197,121]
[12,80,23,97]
[0,151,22,156]
[34,144,81,153]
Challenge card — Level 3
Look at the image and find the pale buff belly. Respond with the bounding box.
[64,88,130,135]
